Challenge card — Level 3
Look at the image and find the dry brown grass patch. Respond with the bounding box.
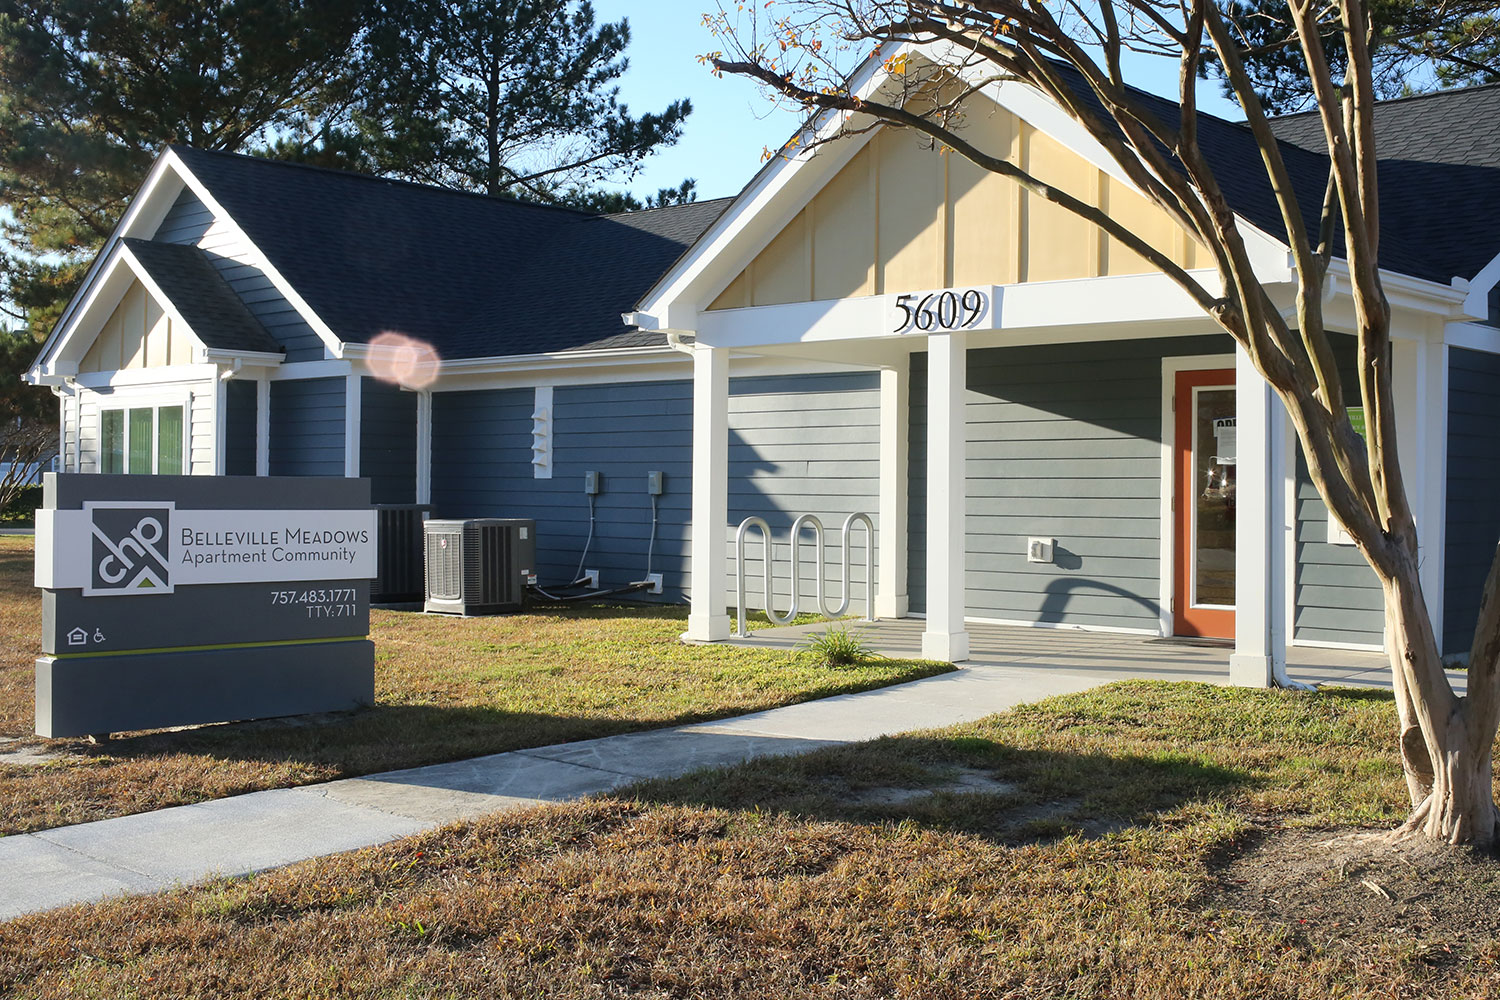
[0,535,948,834]
[3,682,1499,998]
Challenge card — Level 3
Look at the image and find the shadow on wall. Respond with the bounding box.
[910,336,1235,627]
[427,375,881,608]
[1038,574,1162,627]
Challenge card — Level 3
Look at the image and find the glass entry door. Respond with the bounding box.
[1172,369,1236,638]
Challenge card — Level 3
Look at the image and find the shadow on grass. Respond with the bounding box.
[619,732,1257,846]
[51,703,813,781]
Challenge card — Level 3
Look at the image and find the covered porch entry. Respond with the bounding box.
[681,321,1308,688]
[626,60,1444,684]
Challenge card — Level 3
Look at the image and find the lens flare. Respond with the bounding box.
[367,331,441,389]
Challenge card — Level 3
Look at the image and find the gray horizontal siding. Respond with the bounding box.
[269,378,345,476]
[1292,334,1383,646]
[223,379,257,476]
[156,188,215,245]
[1444,347,1500,654]
[1293,452,1384,645]
[153,187,326,362]
[909,335,1232,632]
[433,382,690,599]
[728,373,879,615]
[430,372,881,610]
[360,378,417,504]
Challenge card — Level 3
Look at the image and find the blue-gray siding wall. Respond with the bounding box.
[156,188,326,362]
[432,382,690,598]
[360,378,417,504]
[904,334,1383,644]
[1444,347,1500,654]
[223,379,257,476]
[729,373,879,612]
[155,188,216,244]
[269,378,345,476]
[430,373,880,606]
[908,336,1232,630]
[1291,334,1384,646]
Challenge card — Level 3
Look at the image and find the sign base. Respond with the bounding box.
[36,640,375,738]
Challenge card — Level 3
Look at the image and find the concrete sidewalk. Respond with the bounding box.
[0,661,1132,920]
[0,628,1393,921]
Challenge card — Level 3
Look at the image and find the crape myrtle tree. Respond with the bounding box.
[705,0,1500,847]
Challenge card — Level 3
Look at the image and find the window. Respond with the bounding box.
[101,403,186,474]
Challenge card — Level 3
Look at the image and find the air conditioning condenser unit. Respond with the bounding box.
[423,518,536,615]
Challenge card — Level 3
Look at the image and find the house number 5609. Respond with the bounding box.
[891,288,987,334]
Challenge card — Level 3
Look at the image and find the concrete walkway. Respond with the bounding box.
[0,625,1393,921]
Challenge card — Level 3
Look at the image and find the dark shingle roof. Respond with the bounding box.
[121,238,283,355]
[1269,83,1500,284]
[1045,68,1500,284]
[166,146,729,360]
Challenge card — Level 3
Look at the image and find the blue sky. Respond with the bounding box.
[593,4,1245,202]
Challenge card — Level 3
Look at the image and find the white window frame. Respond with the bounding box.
[97,389,193,475]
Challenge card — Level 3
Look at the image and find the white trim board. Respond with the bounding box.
[1446,322,1500,355]
[1291,637,1385,653]
[959,615,1161,638]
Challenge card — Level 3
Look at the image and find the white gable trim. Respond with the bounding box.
[632,39,1296,332]
[27,153,185,382]
[630,42,904,330]
[28,243,205,380]
[160,150,344,359]
[28,148,342,383]
[1462,250,1500,319]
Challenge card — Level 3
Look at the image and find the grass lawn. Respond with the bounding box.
[0,534,949,836]
[3,681,1498,998]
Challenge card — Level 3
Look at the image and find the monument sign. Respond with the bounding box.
[34,474,377,737]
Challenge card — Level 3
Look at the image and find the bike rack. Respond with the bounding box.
[734,512,874,638]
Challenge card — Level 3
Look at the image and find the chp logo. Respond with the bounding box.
[85,502,174,596]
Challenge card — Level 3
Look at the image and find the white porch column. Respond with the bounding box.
[922,332,969,662]
[876,365,909,619]
[1392,335,1449,652]
[344,373,362,478]
[212,374,227,476]
[687,344,731,641]
[255,376,271,476]
[1230,344,1289,686]
[415,389,433,505]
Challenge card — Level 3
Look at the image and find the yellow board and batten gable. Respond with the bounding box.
[708,97,1206,312]
[79,276,197,373]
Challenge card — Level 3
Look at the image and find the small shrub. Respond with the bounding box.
[0,484,42,522]
[799,624,880,668]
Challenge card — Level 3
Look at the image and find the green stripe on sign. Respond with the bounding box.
[50,635,369,660]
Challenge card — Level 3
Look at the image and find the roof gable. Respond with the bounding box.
[167,147,731,360]
[706,96,1218,313]
[638,43,1500,325]
[121,239,282,356]
[632,42,1292,327]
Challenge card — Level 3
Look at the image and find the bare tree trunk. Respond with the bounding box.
[1382,566,1500,849]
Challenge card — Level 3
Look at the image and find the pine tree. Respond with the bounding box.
[0,0,368,335]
